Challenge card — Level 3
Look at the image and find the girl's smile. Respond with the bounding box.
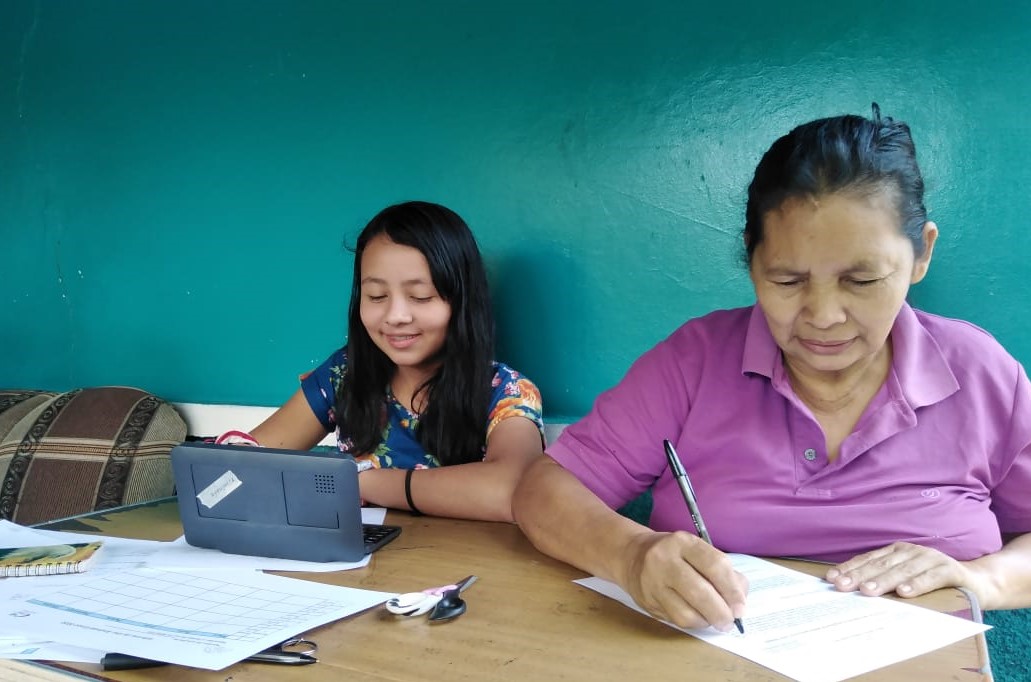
[385,333,421,349]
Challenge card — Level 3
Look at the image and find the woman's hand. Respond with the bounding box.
[620,530,748,631]
[827,534,1031,610]
[825,542,982,599]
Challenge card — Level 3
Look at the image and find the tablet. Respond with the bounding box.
[171,442,400,562]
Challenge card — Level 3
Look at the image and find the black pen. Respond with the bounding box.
[101,650,317,670]
[663,438,745,635]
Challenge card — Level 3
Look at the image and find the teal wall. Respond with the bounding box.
[2,1,1029,421]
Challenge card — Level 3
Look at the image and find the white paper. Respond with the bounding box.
[0,636,103,663]
[0,567,395,670]
[0,507,390,574]
[0,509,397,665]
[577,554,989,682]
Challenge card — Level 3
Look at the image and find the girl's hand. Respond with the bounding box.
[825,542,984,600]
[620,530,747,631]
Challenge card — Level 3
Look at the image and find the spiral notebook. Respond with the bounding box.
[0,541,103,577]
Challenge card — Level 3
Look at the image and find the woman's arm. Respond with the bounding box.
[249,389,328,450]
[826,532,1031,610]
[357,415,544,522]
[966,532,1031,609]
[513,455,747,630]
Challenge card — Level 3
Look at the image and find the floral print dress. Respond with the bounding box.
[299,349,544,470]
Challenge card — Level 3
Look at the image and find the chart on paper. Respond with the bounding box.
[0,567,394,670]
[27,570,347,640]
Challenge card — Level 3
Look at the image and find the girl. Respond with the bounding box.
[238,201,544,522]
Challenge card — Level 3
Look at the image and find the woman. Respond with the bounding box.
[239,201,544,522]
[513,107,1031,631]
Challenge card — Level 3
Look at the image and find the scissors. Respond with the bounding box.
[249,638,318,664]
[100,638,319,670]
[385,575,477,617]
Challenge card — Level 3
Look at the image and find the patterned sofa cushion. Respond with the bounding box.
[0,387,186,525]
[0,390,59,441]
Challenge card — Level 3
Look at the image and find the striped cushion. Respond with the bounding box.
[0,387,186,525]
[0,391,58,440]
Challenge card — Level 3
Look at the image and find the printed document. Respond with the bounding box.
[0,635,101,663]
[0,567,394,670]
[577,554,988,682]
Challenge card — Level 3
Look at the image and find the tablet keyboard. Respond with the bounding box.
[362,523,402,554]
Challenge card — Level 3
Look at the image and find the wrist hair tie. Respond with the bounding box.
[404,468,423,516]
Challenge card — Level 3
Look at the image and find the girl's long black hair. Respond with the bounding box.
[337,201,496,466]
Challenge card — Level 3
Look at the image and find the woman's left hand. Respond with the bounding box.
[825,542,982,599]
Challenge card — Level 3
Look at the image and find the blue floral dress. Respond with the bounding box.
[299,349,544,470]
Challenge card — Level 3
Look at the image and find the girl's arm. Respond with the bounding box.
[357,416,544,522]
[249,389,328,451]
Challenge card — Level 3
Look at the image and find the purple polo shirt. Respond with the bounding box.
[549,304,1031,563]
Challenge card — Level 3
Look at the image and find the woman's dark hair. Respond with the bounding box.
[743,103,928,263]
[337,201,495,466]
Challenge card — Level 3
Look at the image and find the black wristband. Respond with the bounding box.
[404,468,423,516]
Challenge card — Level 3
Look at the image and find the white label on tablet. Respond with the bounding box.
[196,470,242,508]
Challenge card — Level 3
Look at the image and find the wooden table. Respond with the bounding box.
[0,499,993,682]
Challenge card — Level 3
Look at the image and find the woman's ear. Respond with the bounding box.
[910,221,938,284]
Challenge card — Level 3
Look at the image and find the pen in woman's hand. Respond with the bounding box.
[663,438,745,634]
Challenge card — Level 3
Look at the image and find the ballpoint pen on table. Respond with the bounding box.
[663,438,745,635]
